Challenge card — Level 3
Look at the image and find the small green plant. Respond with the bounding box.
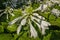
[0,0,60,40]
[8,6,51,38]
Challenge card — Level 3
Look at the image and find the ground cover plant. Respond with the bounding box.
[0,0,60,40]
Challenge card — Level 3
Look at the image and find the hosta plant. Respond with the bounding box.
[0,7,15,19]
[8,6,51,38]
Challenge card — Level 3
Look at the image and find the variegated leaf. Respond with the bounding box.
[29,20,38,38]
[41,21,51,35]
[31,16,40,23]
[9,13,15,16]
[9,17,21,25]
[34,4,48,12]
[51,8,60,17]
[21,17,27,25]
[31,19,41,30]
[7,14,8,19]
[17,24,22,35]
[9,14,27,25]
[0,13,4,17]
[33,13,45,20]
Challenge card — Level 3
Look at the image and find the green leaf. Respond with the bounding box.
[7,24,17,32]
[0,25,4,33]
